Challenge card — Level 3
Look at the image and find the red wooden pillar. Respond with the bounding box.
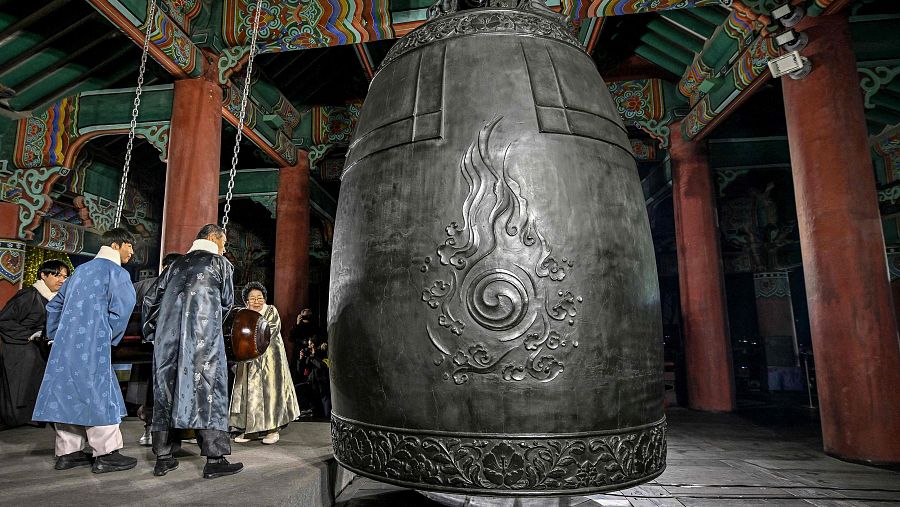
[670,124,736,412]
[0,202,24,307]
[274,153,310,354]
[783,12,900,464]
[161,78,222,254]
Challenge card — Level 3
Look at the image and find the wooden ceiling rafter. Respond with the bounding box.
[0,0,70,45]
[12,32,119,97]
[26,45,135,112]
[0,12,98,77]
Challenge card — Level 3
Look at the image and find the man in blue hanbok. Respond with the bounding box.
[32,228,138,473]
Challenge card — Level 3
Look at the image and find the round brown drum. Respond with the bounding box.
[223,307,271,362]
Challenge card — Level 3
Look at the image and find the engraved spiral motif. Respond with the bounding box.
[466,269,529,331]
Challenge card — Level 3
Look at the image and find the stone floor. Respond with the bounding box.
[0,418,337,506]
[1,407,898,506]
[335,408,900,507]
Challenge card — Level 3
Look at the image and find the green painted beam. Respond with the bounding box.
[77,85,174,130]
[0,46,69,89]
[309,178,337,220]
[689,6,730,26]
[646,19,704,53]
[0,14,45,68]
[660,10,717,39]
[707,137,791,168]
[868,108,900,126]
[700,31,740,76]
[0,15,99,78]
[20,50,134,111]
[9,47,133,111]
[871,93,900,113]
[868,119,888,135]
[83,159,123,201]
[391,8,427,24]
[851,18,900,63]
[638,33,696,66]
[219,169,280,196]
[887,80,900,95]
[390,0,434,10]
[11,33,117,96]
[0,119,18,155]
[217,168,338,220]
[635,45,686,76]
[292,112,312,144]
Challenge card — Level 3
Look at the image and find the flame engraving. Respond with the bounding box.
[418,117,583,384]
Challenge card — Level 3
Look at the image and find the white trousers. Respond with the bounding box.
[54,423,123,457]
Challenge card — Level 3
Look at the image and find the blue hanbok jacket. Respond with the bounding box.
[32,249,136,426]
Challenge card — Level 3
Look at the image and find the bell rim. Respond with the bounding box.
[333,456,667,497]
[331,413,667,495]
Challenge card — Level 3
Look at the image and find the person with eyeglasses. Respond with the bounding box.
[229,281,300,445]
[0,259,69,429]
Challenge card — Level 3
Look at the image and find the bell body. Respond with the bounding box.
[329,5,665,495]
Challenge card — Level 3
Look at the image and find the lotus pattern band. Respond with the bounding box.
[331,414,667,495]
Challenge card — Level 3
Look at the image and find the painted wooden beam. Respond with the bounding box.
[217,167,338,221]
[645,19,705,53]
[19,46,133,111]
[681,34,778,141]
[660,9,718,39]
[84,0,205,78]
[0,13,98,77]
[679,6,766,103]
[0,0,70,46]
[11,33,118,97]
[354,43,376,80]
[635,45,687,76]
[84,0,297,167]
[216,0,728,55]
[0,86,174,240]
[638,32,696,66]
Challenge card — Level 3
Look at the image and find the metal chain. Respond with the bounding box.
[222,0,263,233]
[115,0,158,229]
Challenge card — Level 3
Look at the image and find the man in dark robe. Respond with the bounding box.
[127,252,182,446]
[32,228,138,473]
[143,224,242,479]
[0,259,69,428]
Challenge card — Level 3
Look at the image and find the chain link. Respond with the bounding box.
[115,0,158,229]
[221,0,264,233]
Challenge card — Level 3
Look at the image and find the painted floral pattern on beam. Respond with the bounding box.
[222,0,394,52]
[607,79,666,125]
[585,0,721,17]
[14,97,79,169]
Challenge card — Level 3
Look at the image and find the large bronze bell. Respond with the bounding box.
[329,0,665,495]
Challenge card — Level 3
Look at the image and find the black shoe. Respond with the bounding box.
[91,450,138,474]
[203,458,243,479]
[153,457,178,477]
[54,451,92,470]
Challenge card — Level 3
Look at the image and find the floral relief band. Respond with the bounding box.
[331,413,667,495]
